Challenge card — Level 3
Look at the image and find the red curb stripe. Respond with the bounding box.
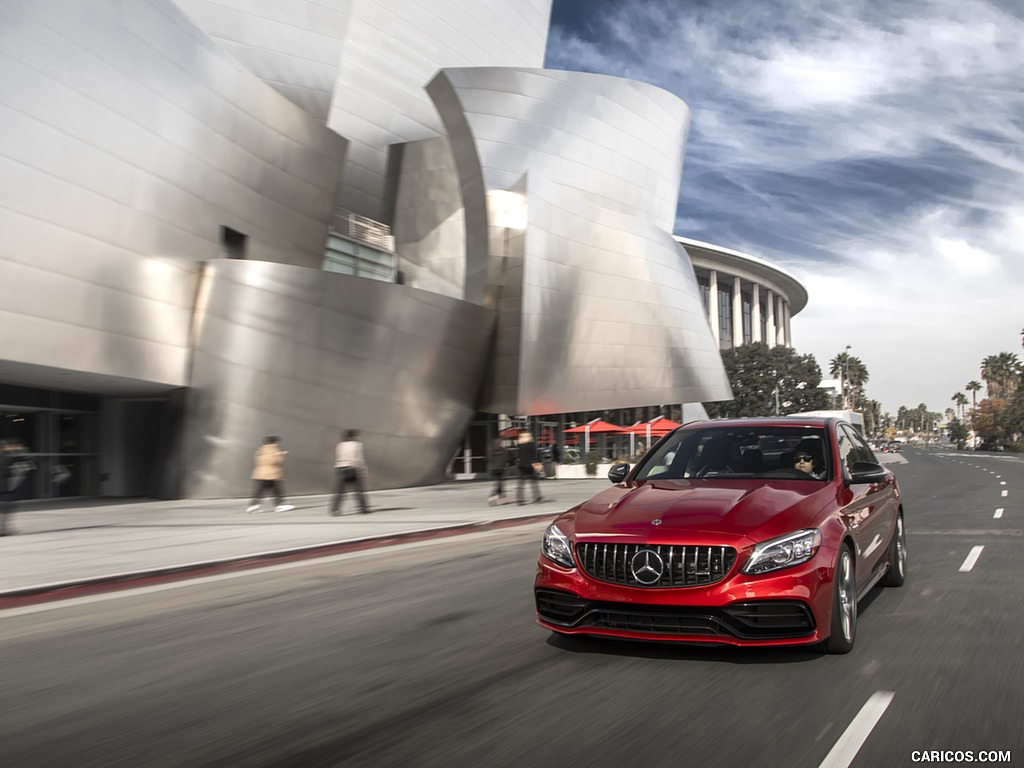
[0,513,554,610]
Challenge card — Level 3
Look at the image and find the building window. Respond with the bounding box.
[717,287,732,349]
[323,235,396,283]
[220,226,247,259]
[742,292,752,345]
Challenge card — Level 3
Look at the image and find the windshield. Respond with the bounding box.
[634,425,831,481]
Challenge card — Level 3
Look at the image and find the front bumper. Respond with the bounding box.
[535,552,834,647]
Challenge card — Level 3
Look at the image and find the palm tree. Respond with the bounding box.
[952,392,968,420]
[829,350,868,409]
[964,380,981,432]
[845,358,868,409]
[829,350,851,407]
[980,354,1021,399]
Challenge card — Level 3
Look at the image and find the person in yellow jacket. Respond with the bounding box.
[248,436,294,513]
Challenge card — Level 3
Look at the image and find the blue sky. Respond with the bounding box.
[545,0,1024,416]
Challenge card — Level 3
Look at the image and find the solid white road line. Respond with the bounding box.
[819,691,895,768]
[994,508,1004,519]
[959,546,985,572]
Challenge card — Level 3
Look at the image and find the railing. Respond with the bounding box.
[329,209,395,252]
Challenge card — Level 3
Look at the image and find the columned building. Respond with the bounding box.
[678,237,807,350]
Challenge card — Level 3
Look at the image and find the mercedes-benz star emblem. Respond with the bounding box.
[630,549,665,585]
[651,519,663,526]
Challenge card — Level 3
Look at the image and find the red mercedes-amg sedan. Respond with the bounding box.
[535,417,906,653]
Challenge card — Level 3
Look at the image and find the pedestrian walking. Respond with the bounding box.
[247,436,294,513]
[516,431,543,505]
[330,429,369,515]
[488,438,508,506]
[0,438,34,536]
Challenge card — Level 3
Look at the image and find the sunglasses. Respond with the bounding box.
[794,454,814,462]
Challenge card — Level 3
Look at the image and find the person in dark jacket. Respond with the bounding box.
[488,438,508,506]
[0,438,33,536]
[515,431,543,505]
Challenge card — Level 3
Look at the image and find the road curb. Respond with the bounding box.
[0,512,555,610]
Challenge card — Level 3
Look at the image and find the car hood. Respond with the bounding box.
[566,479,833,544]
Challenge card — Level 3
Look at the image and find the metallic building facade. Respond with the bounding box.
[0,0,737,500]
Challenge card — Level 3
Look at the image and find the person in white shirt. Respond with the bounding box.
[330,429,369,515]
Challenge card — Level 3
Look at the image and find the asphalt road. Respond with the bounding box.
[0,448,1020,768]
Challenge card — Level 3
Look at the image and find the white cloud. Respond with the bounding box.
[789,204,1024,414]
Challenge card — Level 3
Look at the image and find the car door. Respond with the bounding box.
[838,423,896,586]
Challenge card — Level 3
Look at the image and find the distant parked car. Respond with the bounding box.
[976,441,1004,452]
[535,417,906,654]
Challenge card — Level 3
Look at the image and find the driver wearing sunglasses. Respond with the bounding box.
[792,441,826,479]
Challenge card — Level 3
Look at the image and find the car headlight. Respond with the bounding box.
[742,529,822,575]
[541,523,575,568]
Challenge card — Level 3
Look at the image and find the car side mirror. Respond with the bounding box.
[608,463,630,484]
[848,461,887,485]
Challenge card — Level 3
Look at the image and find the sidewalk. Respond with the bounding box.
[0,478,606,605]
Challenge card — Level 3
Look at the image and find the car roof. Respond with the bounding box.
[681,416,834,429]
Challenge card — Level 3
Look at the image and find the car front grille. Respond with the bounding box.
[575,543,737,588]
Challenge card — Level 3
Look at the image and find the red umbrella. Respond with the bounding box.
[564,419,627,434]
[498,427,522,439]
[564,419,627,455]
[625,417,682,436]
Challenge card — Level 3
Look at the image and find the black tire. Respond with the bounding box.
[824,546,857,654]
[881,512,907,587]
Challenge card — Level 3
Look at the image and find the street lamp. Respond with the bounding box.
[842,345,851,409]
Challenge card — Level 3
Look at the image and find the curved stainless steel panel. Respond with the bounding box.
[434,67,691,230]
[183,260,495,497]
[0,0,347,387]
[172,0,356,121]
[327,1,553,220]
[517,179,733,414]
[428,68,732,414]
[391,137,466,299]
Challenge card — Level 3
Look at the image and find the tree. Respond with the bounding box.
[862,399,881,437]
[973,397,1010,448]
[980,353,1022,400]
[894,403,940,435]
[947,417,969,449]
[952,392,968,420]
[705,342,831,418]
[966,382,983,430]
[829,350,868,409]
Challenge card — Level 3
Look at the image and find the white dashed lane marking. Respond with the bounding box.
[959,546,985,572]
[819,691,895,768]
[994,508,1004,519]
